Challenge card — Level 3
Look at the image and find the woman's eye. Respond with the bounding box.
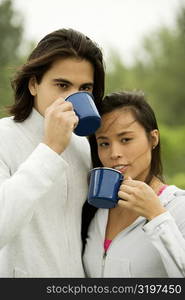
[98,142,109,148]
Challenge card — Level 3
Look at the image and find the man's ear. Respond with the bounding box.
[28,77,37,96]
[150,129,159,149]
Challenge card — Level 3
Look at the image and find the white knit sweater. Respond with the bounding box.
[0,108,91,277]
[83,185,185,277]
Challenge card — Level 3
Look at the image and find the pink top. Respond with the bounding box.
[157,184,168,196]
[104,239,112,252]
[103,184,168,252]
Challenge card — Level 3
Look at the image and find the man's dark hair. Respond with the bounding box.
[9,28,105,121]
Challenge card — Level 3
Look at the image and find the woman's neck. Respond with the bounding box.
[149,176,165,195]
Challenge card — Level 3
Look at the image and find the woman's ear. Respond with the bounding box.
[150,129,159,149]
[28,77,37,96]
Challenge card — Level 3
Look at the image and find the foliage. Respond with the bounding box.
[169,173,185,189]
[105,49,129,94]
[106,5,185,127]
[0,0,184,188]
[0,0,23,115]
[105,5,185,188]
[160,125,185,188]
[0,0,23,66]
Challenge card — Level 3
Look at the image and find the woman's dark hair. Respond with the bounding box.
[9,28,105,121]
[82,90,164,252]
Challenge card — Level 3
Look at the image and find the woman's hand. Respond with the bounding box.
[118,177,166,220]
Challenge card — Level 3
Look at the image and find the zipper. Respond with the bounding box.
[101,251,107,277]
[101,234,123,277]
[100,216,144,277]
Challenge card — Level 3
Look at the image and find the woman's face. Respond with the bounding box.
[95,108,158,182]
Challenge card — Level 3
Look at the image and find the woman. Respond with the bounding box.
[82,91,185,278]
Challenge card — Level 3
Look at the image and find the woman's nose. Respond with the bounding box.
[110,145,122,160]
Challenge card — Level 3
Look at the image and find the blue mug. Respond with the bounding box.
[65,92,101,136]
[87,167,124,209]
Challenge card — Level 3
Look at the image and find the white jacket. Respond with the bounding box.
[0,108,91,277]
[83,185,185,277]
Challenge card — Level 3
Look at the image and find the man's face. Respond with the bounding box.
[29,57,94,116]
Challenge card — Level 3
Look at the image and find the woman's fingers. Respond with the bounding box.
[119,184,134,194]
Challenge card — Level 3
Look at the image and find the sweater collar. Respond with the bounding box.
[159,185,181,206]
[21,108,44,141]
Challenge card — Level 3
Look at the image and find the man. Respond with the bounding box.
[0,28,105,277]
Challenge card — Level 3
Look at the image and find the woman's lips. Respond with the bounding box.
[113,165,129,174]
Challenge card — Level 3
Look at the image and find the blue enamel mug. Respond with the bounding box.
[87,167,124,209]
[65,92,101,136]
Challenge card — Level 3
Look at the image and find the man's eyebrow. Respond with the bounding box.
[81,82,94,87]
[52,78,94,87]
[52,78,72,84]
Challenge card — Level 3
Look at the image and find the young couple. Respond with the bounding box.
[0,28,184,278]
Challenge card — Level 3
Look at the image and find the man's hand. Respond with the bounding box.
[43,97,79,154]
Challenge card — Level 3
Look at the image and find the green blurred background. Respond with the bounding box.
[0,0,185,188]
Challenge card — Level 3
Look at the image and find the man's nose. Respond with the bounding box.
[63,88,81,99]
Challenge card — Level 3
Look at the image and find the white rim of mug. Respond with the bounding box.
[90,167,122,175]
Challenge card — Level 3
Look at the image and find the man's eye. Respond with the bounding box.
[80,86,93,92]
[56,83,68,89]
[121,138,131,143]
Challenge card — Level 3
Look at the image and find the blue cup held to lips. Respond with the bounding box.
[87,167,124,209]
[65,91,101,136]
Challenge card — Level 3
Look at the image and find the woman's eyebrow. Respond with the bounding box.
[96,136,108,140]
[117,130,134,137]
[96,131,134,140]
